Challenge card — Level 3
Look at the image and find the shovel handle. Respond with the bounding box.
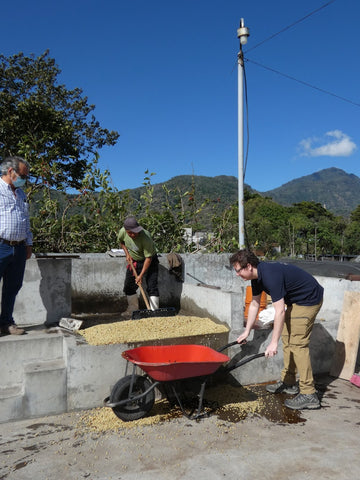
[129,258,151,310]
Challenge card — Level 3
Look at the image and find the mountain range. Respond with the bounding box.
[128,167,360,219]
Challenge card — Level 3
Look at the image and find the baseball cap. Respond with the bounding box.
[123,216,143,233]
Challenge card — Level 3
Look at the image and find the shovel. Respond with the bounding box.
[186,272,220,289]
[129,257,151,310]
[128,257,176,320]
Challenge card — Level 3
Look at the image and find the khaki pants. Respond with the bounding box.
[281,301,323,394]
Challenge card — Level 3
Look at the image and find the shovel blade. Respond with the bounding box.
[131,307,177,320]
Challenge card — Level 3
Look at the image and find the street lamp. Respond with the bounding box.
[237,18,249,248]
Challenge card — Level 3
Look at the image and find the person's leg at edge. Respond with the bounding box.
[122,266,139,316]
[0,244,27,332]
[290,302,322,394]
[145,256,159,311]
[281,305,297,386]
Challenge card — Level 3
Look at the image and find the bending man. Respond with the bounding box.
[118,216,159,317]
[230,249,323,410]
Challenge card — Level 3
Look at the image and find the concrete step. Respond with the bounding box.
[0,385,24,423]
[23,358,67,418]
[0,329,64,387]
[0,357,67,423]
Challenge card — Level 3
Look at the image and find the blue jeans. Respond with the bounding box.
[0,242,27,328]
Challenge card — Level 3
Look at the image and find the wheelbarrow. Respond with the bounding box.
[104,341,265,421]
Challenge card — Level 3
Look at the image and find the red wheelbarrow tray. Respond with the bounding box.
[122,345,230,382]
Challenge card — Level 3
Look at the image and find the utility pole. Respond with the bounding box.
[237,18,249,248]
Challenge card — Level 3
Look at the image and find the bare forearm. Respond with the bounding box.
[271,312,285,344]
[265,300,286,357]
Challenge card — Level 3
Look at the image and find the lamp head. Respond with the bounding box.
[237,18,249,45]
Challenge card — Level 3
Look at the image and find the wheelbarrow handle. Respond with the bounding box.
[217,340,243,352]
[226,352,266,373]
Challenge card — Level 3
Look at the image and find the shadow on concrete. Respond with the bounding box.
[310,323,338,374]
[328,340,346,377]
[37,258,72,328]
[70,262,184,329]
[157,261,183,312]
[225,329,272,372]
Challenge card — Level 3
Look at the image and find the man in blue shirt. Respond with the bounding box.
[0,156,33,335]
[230,249,323,410]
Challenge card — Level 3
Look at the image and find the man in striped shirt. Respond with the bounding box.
[0,156,33,335]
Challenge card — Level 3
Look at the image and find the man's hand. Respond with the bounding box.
[265,341,278,357]
[236,331,249,344]
[26,246,32,260]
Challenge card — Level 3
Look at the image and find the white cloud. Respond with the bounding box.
[299,130,357,157]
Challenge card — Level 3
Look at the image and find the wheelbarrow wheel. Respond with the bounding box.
[110,375,155,422]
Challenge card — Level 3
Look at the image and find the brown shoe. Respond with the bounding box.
[8,325,25,335]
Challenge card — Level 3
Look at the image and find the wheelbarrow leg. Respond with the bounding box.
[170,379,210,420]
[193,380,207,420]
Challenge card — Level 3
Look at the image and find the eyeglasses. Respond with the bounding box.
[234,264,248,273]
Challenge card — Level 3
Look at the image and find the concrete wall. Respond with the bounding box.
[70,253,238,308]
[11,253,360,338]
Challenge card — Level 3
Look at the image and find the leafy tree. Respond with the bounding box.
[31,161,132,253]
[245,196,289,253]
[290,201,333,222]
[349,205,360,223]
[344,205,360,254]
[209,203,239,253]
[136,172,202,253]
[0,51,119,190]
[287,213,312,256]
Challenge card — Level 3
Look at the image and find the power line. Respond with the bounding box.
[245,57,360,108]
[245,0,338,53]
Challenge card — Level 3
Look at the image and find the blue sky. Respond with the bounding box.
[1,0,359,192]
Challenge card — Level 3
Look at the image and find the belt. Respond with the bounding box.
[0,238,26,246]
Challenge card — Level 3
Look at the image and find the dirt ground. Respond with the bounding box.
[0,374,359,480]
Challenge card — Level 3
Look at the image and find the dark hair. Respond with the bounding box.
[229,249,260,268]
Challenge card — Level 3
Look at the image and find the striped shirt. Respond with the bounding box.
[0,178,33,245]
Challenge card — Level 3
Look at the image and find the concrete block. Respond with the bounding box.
[10,257,72,326]
[180,283,235,327]
[0,385,23,423]
[23,359,67,417]
[0,331,64,387]
[64,336,127,411]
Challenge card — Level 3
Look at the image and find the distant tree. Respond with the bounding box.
[0,51,119,191]
[245,196,289,253]
[344,205,360,254]
[290,201,333,221]
[209,203,239,252]
[349,205,360,223]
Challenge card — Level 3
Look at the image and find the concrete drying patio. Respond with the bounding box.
[0,374,359,480]
[1,253,360,423]
[1,254,360,479]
